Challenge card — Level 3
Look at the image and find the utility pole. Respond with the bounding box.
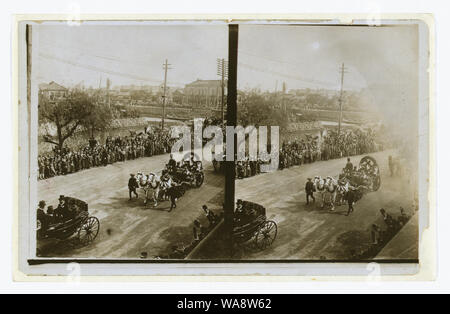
[162,59,172,130]
[106,78,111,108]
[337,63,348,136]
[217,58,228,127]
[224,24,238,258]
[282,81,287,116]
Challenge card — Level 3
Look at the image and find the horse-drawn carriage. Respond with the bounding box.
[340,156,381,192]
[37,197,100,250]
[337,155,381,204]
[233,201,277,250]
[169,161,205,189]
[136,161,205,206]
[313,156,381,210]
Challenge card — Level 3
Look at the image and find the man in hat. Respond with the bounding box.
[202,205,218,227]
[305,178,315,205]
[345,157,353,174]
[380,208,398,232]
[167,153,177,173]
[234,199,246,223]
[54,195,69,222]
[346,188,356,216]
[235,199,244,213]
[37,200,50,231]
[128,173,139,200]
[167,181,181,212]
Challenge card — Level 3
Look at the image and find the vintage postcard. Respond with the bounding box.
[14,17,433,278]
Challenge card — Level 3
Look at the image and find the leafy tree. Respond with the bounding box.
[238,91,287,129]
[81,100,114,139]
[39,90,94,153]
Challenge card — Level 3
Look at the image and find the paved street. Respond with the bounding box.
[37,154,224,258]
[233,150,417,260]
[193,150,417,260]
[37,149,417,260]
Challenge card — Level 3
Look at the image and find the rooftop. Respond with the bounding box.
[185,79,224,87]
[38,81,67,92]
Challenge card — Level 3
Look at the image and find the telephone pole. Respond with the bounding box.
[106,78,111,108]
[217,58,228,127]
[337,63,348,136]
[162,59,172,130]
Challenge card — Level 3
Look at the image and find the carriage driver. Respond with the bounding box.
[345,158,354,174]
[128,173,139,200]
[168,154,177,172]
[54,195,75,222]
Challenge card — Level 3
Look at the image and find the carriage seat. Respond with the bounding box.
[234,201,265,227]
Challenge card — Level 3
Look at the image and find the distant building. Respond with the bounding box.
[184,79,226,97]
[112,84,160,94]
[38,81,68,100]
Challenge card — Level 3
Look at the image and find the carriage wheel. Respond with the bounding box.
[360,156,378,172]
[372,175,381,191]
[78,217,100,245]
[255,220,277,250]
[195,173,204,187]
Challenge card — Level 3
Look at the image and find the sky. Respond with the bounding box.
[238,23,423,151]
[35,23,418,96]
[35,22,228,88]
[238,24,419,93]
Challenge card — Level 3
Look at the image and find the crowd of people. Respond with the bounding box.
[280,128,379,170]
[233,127,380,179]
[322,128,379,160]
[38,128,175,180]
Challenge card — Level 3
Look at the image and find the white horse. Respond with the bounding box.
[313,176,327,209]
[136,172,161,206]
[324,176,338,211]
[313,176,338,210]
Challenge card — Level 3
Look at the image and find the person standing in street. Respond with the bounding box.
[388,155,394,177]
[128,174,139,200]
[305,178,315,205]
[167,181,181,212]
[345,157,353,174]
[346,188,356,216]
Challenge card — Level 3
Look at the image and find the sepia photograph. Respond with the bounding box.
[15,18,431,276]
[29,22,229,260]
[4,0,449,298]
[193,23,426,262]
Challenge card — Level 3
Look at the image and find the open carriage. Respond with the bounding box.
[169,161,205,189]
[339,156,381,201]
[233,201,277,250]
[345,156,381,191]
[37,197,100,247]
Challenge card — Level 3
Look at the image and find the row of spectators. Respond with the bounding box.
[38,128,175,180]
[280,128,379,170]
[233,128,380,179]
